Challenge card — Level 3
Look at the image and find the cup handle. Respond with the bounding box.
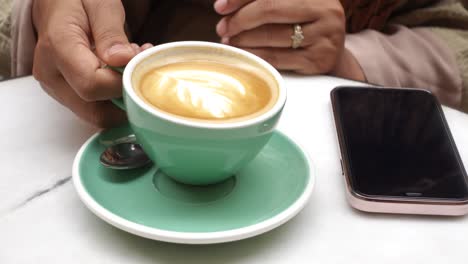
[107,65,125,74]
[112,98,126,111]
[106,65,126,111]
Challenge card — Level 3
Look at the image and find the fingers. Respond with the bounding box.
[41,25,152,103]
[35,66,127,128]
[141,43,154,51]
[131,42,154,53]
[50,40,150,102]
[214,0,254,15]
[33,41,126,128]
[243,48,309,72]
[227,22,325,48]
[56,42,155,101]
[42,74,127,128]
[131,43,140,54]
[244,41,340,75]
[216,0,320,37]
[83,0,134,66]
[216,0,346,75]
[51,36,124,101]
[38,1,129,101]
[32,0,134,128]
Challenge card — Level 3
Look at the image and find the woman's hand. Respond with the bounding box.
[32,0,151,127]
[214,0,360,78]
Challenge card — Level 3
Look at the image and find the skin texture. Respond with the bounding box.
[214,0,365,80]
[31,0,364,128]
[32,0,152,128]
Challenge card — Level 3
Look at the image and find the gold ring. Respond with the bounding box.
[291,24,304,49]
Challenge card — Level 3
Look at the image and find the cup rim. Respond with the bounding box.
[122,41,286,129]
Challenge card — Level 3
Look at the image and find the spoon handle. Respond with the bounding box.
[99,134,137,147]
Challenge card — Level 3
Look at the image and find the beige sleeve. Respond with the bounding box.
[11,0,35,77]
[430,27,468,114]
[345,25,464,111]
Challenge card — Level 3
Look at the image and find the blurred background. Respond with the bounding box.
[0,0,12,81]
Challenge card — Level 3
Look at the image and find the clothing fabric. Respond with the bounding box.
[0,0,12,79]
[11,0,34,77]
[346,26,462,109]
[123,0,220,45]
[346,0,468,112]
[339,0,404,33]
[9,0,468,112]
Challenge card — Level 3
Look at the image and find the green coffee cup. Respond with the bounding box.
[114,41,286,185]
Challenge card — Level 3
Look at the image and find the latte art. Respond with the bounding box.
[137,61,276,122]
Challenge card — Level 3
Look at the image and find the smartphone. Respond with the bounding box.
[331,86,468,216]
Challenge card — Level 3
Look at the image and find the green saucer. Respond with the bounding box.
[73,125,314,244]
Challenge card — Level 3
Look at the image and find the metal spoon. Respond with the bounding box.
[100,139,152,170]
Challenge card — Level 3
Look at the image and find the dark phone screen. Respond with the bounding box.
[333,87,468,199]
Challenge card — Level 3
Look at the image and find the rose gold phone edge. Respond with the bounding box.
[331,86,468,216]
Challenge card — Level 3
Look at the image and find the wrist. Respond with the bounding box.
[331,48,366,82]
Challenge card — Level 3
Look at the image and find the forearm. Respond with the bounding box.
[345,25,465,112]
[330,47,366,82]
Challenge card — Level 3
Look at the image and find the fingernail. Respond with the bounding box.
[130,43,140,54]
[214,0,228,13]
[216,19,228,37]
[106,44,134,57]
[141,43,154,50]
[221,37,230,45]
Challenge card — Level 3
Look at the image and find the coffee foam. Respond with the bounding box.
[132,46,279,123]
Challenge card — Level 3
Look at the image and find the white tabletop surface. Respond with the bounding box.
[1,76,468,263]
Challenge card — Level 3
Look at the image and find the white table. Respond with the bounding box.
[1,76,468,263]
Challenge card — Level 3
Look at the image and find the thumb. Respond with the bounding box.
[83,0,135,66]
